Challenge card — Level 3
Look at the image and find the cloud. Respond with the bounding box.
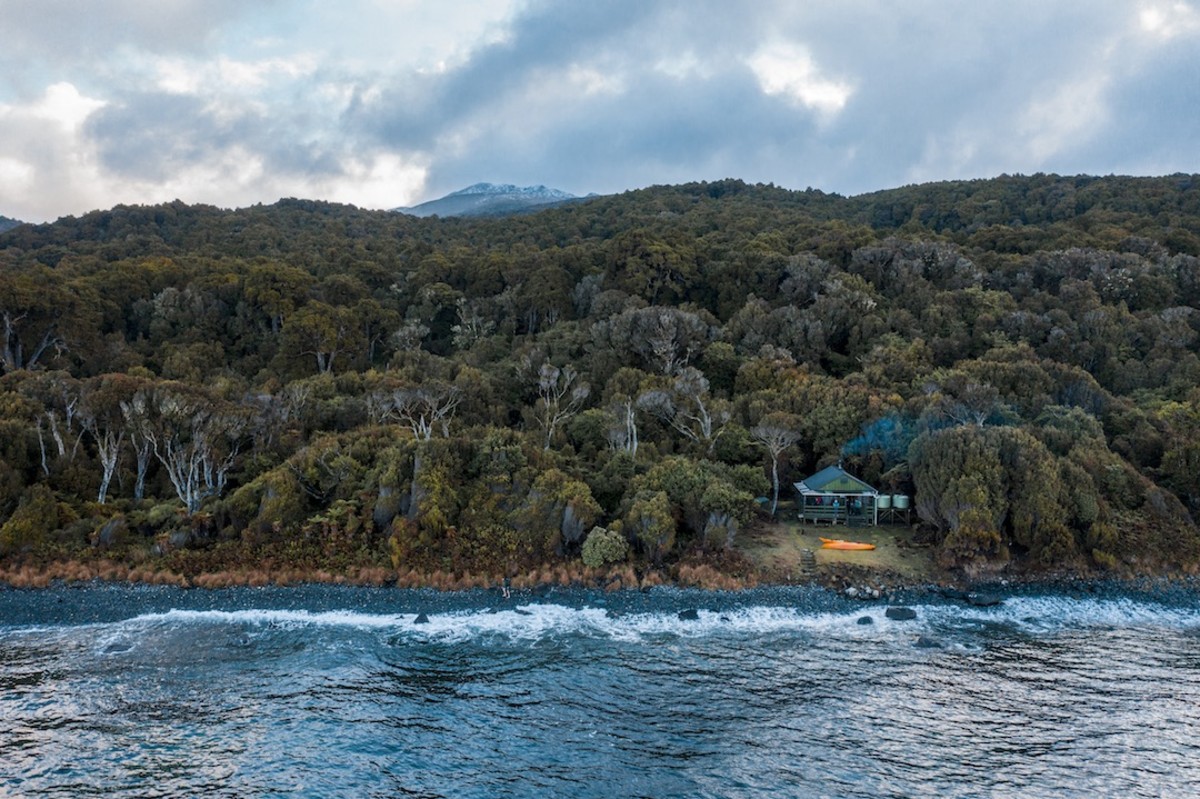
[0,82,111,218]
[0,0,258,90]
[747,42,853,116]
[0,0,524,220]
[1139,0,1200,38]
[1,0,1199,222]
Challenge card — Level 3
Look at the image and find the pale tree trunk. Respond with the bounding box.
[95,429,124,504]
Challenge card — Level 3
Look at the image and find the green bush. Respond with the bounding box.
[0,484,59,557]
[581,526,628,568]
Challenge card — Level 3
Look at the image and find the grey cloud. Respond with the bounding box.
[6,0,1199,221]
[1073,52,1200,176]
[427,73,831,198]
[349,0,664,149]
[355,0,1187,200]
[359,0,1200,201]
[0,0,262,60]
[85,88,345,184]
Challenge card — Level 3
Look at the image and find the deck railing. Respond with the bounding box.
[799,503,873,525]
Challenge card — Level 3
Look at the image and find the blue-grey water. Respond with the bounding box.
[2,583,1200,798]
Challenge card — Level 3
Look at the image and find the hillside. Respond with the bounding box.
[0,174,1198,584]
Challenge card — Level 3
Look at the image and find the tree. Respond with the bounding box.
[637,367,729,453]
[242,262,314,335]
[282,302,359,374]
[119,388,156,501]
[603,368,651,457]
[624,490,675,565]
[0,270,92,374]
[605,398,639,456]
[937,475,1005,570]
[597,306,711,375]
[373,382,462,441]
[354,298,401,366]
[751,414,802,517]
[533,363,590,450]
[636,456,758,548]
[518,469,602,555]
[79,374,148,503]
[909,424,1074,568]
[922,372,1004,428]
[368,381,463,526]
[1158,397,1200,512]
[608,229,697,305]
[451,297,497,350]
[13,371,84,476]
[135,383,249,513]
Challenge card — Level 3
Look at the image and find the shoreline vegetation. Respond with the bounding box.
[2,554,1193,595]
[4,516,1194,594]
[3,175,1200,588]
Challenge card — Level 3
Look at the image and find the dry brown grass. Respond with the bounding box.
[354,567,392,586]
[675,563,756,590]
[641,570,665,588]
[0,552,770,594]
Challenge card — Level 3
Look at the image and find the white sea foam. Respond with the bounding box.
[123,607,411,630]
[73,594,1200,647]
[970,594,1200,632]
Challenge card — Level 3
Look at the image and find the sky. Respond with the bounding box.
[1,0,1199,223]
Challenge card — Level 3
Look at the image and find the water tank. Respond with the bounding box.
[876,495,892,509]
[894,494,910,509]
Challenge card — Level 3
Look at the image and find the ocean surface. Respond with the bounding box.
[2,582,1200,798]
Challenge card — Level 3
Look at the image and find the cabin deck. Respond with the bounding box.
[798,505,871,526]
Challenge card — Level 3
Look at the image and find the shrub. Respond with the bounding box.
[0,484,59,557]
[581,526,628,568]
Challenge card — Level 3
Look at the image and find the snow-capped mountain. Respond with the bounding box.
[395,183,581,218]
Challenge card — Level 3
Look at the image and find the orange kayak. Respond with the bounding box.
[820,537,876,551]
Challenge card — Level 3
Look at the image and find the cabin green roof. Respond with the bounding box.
[793,465,877,495]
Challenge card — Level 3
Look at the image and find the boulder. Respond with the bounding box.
[885,606,917,621]
[856,616,874,625]
[914,636,943,649]
[167,529,193,549]
[413,612,430,625]
[372,485,402,529]
[966,592,1003,607]
[678,608,700,621]
[93,516,128,549]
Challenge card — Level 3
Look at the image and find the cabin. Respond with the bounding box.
[794,464,880,526]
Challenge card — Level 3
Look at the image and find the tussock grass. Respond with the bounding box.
[1,552,766,593]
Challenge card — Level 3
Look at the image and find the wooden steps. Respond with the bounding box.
[800,548,818,577]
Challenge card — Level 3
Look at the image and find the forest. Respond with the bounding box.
[1,172,1199,584]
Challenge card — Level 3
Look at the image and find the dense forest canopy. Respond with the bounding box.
[1,173,1199,578]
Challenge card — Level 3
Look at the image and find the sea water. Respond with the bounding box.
[2,583,1200,798]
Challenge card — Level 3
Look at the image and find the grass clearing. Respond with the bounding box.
[739,506,939,583]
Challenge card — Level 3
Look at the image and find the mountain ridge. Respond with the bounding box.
[395,182,584,218]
